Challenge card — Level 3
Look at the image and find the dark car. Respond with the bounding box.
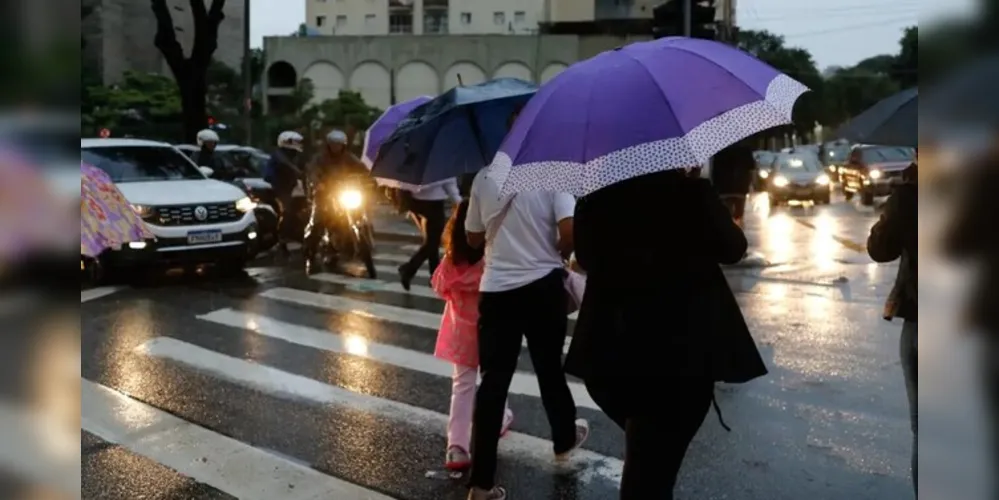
[752,150,777,191]
[766,152,832,207]
[840,145,915,206]
[821,142,852,183]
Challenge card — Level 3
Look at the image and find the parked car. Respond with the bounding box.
[839,144,914,206]
[765,152,832,207]
[81,138,260,274]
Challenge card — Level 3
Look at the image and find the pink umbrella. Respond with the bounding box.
[81,162,154,257]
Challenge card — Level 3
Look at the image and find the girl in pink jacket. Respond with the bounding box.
[432,199,514,470]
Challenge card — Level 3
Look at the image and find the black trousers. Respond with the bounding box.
[589,378,714,499]
[402,199,446,277]
[274,189,296,244]
[469,270,577,489]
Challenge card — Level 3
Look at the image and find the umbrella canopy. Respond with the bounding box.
[923,52,999,129]
[81,162,154,257]
[491,37,808,197]
[835,87,917,147]
[371,77,537,189]
[362,95,433,169]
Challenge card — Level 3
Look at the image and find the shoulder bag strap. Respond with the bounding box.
[484,194,516,244]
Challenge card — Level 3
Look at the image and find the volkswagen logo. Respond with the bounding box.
[194,206,209,221]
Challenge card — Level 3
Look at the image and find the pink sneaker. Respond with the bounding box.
[445,446,471,471]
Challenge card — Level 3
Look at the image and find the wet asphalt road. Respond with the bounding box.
[80,194,916,500]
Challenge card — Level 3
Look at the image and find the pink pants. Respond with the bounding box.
[448,364,513,452]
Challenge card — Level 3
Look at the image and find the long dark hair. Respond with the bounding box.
[443,199,483,266]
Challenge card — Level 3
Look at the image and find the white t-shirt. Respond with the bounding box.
[465,169,575,292]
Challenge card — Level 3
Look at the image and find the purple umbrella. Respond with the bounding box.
[493,37,809,197]
[362,95,433,169]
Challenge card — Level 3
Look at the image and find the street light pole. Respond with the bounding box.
[683,0,692,37]
[242,0,252,145]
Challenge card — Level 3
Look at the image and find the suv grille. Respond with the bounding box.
[152,203,241,226]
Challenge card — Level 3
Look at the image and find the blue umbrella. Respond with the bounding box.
[835,87,917,147]
[370,78,537,188]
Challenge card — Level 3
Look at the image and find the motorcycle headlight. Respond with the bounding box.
[816,174,831,185]
[338,189,363,210]
[130,204,154,218]
[868,169,882,180]
[773,175,789,187]
[235,196,257,212]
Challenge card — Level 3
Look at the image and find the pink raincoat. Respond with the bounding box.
[432,256,485,368]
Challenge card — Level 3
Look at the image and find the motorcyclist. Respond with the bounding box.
[265,130,305,257]
[303,129,367,263]
[191,129,224,175]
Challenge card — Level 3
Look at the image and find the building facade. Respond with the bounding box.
[263,33,650,112]
[305,0,552,36]
[83,0,246,84]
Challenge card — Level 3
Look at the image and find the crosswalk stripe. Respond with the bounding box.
[134,337,622,485]
[373,253,411,264]
[198,308,591,407]
[81,378,396,499]
[374,264,429,279]
[81,286,123,303]
[260,287,573,353]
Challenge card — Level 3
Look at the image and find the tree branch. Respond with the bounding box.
[191,0,226,69]
[152,0,186,78]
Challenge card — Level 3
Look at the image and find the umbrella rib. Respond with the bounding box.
[614,51,691,163]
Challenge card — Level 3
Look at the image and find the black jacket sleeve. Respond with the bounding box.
[696,179,748,264]
[573,196,593,273]
[867,185,908,263]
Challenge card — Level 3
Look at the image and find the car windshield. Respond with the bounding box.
[860,147,913,163]
[81,146,205,182]
[775,154,822,172]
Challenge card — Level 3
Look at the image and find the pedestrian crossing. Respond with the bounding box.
[80,245,623,500]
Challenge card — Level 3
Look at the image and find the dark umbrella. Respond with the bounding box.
[923,53,999,128]
[371,77,537,189]
[835,87,917,147]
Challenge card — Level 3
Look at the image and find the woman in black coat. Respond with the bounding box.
[565,169,768,499]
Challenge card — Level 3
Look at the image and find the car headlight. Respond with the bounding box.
[338,188,363,210]
[868,169,882,180]
[130,204,154,218]
[235,196,257,212]
[772,175,789,187]
[816,174,830,185]
[758,169,770,179]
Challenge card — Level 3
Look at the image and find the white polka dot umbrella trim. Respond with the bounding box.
[494,74,809,197]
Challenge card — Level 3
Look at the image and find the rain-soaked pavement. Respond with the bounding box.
[80,194,917,500]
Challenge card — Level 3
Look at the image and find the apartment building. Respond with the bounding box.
[305,0,560,36]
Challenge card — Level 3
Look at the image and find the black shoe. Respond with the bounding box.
[398,264,412,291]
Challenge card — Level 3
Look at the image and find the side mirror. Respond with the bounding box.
[198,166,214,177]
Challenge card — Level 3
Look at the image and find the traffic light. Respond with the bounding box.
[652,0,717,40]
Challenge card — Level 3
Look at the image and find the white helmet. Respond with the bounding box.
[326,129,348,145]
[196,129,220,146]
[277,131,304,152]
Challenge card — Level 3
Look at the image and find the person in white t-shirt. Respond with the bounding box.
[462,167,589,500]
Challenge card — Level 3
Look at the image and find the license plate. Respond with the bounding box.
[187,230,223,244]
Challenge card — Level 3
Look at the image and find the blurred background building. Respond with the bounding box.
[82,0,246,85]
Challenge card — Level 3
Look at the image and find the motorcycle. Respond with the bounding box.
[304,175,377,278]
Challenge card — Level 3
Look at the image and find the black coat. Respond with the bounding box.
[867,172,917,321]
[564,171,768,410]
[710,144,755,195]
[944,161,999,335]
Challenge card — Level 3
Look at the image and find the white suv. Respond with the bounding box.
[81,138,259,273]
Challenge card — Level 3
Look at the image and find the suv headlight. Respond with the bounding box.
[868,169,882,180]
[235,196,257,212]
[772,175,789,187]
[816,174,830,185]
[130,204,154,218]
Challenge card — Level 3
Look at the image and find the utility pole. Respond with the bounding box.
[242,0,252,145]
[683,0,692,36]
